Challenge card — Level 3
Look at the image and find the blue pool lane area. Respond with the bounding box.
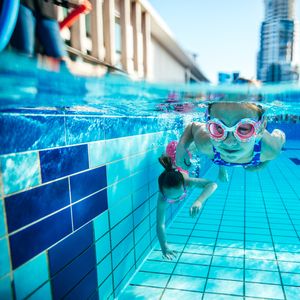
[119,143,300,300]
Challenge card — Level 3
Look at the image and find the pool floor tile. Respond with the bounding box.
[205,279,243,296]
[161,289,202,299]
[245,282,284,299]
[119,156,300,298]
[130,272,170,288]
[167,275,206,292]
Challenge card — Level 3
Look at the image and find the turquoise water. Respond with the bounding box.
[0,52,299,299]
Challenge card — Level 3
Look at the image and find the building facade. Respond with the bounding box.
[257,0,299,82]
[58,0,208,83]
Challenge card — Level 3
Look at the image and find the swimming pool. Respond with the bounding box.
[0,53,299,299]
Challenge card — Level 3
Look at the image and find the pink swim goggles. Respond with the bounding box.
[206,118,263,142]
[163,188,187,204]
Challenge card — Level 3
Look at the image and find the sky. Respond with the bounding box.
[148,0,300,83]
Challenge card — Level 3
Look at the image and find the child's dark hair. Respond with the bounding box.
[158,155,185,193]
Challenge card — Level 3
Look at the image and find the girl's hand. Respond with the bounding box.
[162,247,177,260]
[190,200,202,218]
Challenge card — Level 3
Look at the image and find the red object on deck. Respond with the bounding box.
[59,0,92,30]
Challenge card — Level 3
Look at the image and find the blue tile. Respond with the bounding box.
[93,210,109,241]
[98,275,113,300]
[0,114,65,155]
[97,254,112,285]
[70,166,107,202]
[27,283,51,300]
[174,263,209,278]
[0,275,13,300]
[245,269,281,285]
[65,116,105,144]
[113,249,135,288]
[278,261,300,273]
[162,289,202,300]
[281,272,300,286]
[106,160,131,185]
[14,253,48,300]
[1,152,39,195]
[167,275,205,292]
[0,200,5,237]
[48,222,94,276]
[51,246,97,299]
[107,177,132,207]
[245,282,284,299]
[5,179,69,233]
[205,279,243,295]
[245,258,278,271]
[112,233,134,269]
[72,189,108,230]
[179,253,212,265]
[209,266,243,281]
[119,285,163,300]
[0,237,10,277]
[211,256,244,269]
[131,271,170,288]
[135,232,151,262]
[88,141,107,168]
[111,214,133,248]
[9,208,72,269]
[133,201,149,227]
[40,145,89,182]
[140,260,176,274]
[109,195,132,228]
[95,232,111,263]
[284,286,300,300]
[134,216,150,243]
[64,268,98,300]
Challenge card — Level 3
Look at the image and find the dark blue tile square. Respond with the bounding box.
[72,190,108,230]
[64,268,98,300]
[289,158,300,165]
[70,166,107,202]
[65,116,105,145]
[9,208,72,269]
[0,114,66,155]
[48,222,94,276]
[5,179,69,233]
[40,145,89,182]
[51,246,96,299]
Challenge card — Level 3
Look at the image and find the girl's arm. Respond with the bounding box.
[186,177,218,217]
[156,194,177,260]
[176,123,196,168]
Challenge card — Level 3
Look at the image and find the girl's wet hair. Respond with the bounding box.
[158,155,185,193]
[207,102,266,120]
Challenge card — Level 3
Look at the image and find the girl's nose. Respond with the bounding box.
[223,132,238,146]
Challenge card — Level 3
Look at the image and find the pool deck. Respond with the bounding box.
[119,142,300,300]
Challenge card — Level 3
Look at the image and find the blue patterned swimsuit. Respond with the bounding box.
[212,140,262,168]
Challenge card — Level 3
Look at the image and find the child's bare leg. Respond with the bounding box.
[218,166,229,182]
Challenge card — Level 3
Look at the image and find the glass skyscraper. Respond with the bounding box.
[257,0,299,82]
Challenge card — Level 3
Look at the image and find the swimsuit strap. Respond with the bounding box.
[212,140,262,167]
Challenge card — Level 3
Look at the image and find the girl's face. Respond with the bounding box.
[209,103,264,161]
[162,185,187,203]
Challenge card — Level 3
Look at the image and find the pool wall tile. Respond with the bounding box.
[40,145,89,182]
[13,253,48,300]
[0,112,194,298]
[70,166,107,203]
[0,114,66,155]
[5,179,70,233]
[1,152,40,195]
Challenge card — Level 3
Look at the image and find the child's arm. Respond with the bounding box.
[176,123,196,168]
[186,178,218,217]
[156,194,177,260]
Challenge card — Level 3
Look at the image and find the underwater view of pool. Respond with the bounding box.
[0,53,299,299]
